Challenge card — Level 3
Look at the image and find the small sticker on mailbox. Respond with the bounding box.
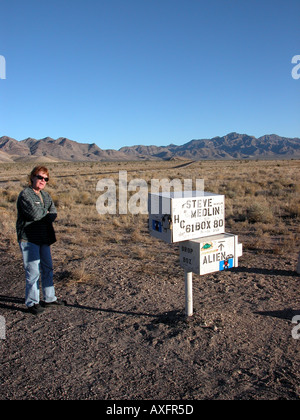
[152,220,162,232]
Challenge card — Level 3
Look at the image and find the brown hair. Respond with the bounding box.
[28,166,50,186]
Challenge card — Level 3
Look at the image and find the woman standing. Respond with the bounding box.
[17,166,64,315]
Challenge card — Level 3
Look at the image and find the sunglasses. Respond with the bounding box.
[35,175,49,182]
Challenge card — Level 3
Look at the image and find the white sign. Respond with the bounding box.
[149,191,225,243]
[180,233,243,275]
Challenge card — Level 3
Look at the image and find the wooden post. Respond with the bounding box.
[297,253,300,275]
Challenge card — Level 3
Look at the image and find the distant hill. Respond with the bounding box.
[120,133,300,160]
[0,133,299,162]
[0,136,130,162]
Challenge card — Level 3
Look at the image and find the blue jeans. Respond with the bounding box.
[19,242,57,308]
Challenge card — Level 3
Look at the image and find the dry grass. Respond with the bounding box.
[0,159,299,285]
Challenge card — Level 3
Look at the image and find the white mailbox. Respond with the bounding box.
[149,191,225,243]
[180,233,243,275]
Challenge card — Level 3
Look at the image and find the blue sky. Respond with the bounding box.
[0,0,299,149]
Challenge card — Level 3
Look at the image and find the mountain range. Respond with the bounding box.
[0,133,299,163]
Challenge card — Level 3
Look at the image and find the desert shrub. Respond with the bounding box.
[286,202,300,219]
[247,202,274,224]
[56,264,94,286]
[50,193,60,207]
[76,191,94,206]
[0,188,19,204]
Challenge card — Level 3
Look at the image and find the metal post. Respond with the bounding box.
[185,270,193,317]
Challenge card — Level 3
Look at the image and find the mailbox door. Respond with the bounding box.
[199,234,235,275]
[180,233,240,275]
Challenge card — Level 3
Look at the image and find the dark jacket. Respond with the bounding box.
[16,187,57,245]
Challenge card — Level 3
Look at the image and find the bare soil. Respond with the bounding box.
[0,241,299,400]
[0,159,299,400]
